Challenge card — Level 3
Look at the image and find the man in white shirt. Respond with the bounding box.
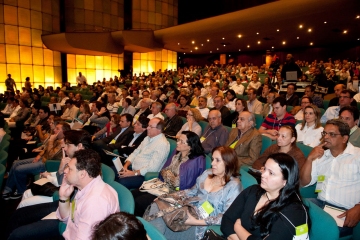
[61,99,79,121]
[147,102,164,120]
[321,90,353,123]
[246,88,263,114]
[196,96,210,119]
[300,119,360,237]
[207,87,219,108]
[339,106,360,148]
[8,98,21,118]
[231,78,245,95]
[58,91,69,107]
[76,72,87,86]
[107,93,120,116]
[1,97,16,116]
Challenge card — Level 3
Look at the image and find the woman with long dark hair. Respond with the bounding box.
[224,98,248,127]
[221,153,310,240]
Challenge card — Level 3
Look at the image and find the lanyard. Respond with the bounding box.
[71,199,76,223]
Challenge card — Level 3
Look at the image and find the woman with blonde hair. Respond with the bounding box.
[295,105,323,147]
[176,108,203,137]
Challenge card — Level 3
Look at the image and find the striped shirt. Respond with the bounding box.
[261,112,296,130]
[308,143,360,209]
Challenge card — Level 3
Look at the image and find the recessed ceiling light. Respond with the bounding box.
[357,15,360,19]
[207,39,210,42]
[256,32,259,35]
[282,41,286,45]
[277,29,279,32]
[358,38,360,40]
[223,45,226,47]
[308,28,312,32]
[299,25,303,28]
[343,30,347,34]
[247,45,250,48]
[297,37,299,39]
[257,41,261,44]
[190,50,192,52]
[310,42,313,45]
[178,43,180,45]
[272,46,274,49]
[324,21,327,24]
[201,44,203,46]
[210,51,212,53]
[229,55,231,57]
[191,41,195,44]
[222,37,225,40]
[183,53,185,55]
[238,34,242,38]
[239,49,241,51]
[195,47,198,50]
[217,48,219,50]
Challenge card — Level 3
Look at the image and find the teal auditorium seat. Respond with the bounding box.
[240,166,258,189]
[302,199,339,240]
[0,140,10,152]
[254,114,263,130]
[323,100,329,109]
[108,181,135,214]
[206,153,212,169]
[296,143,313,158]
[260,135,272,155]
[198,121,209,133]
[137,217,167,240]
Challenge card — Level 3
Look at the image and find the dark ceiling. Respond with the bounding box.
[154,0,360,54]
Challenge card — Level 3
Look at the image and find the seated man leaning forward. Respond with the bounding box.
[201,109,229,154]
[57,149,119,240]
[225,111,262,168]
[300,119,360,238]
[117,117,170,189]
[258,96,296,140]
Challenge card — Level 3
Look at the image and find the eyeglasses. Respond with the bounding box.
[147,125,157,129]
[177,139,187,144]
[339,96,350,99]
[321,131,342,138]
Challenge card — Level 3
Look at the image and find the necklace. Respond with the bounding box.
[264,192,271,202]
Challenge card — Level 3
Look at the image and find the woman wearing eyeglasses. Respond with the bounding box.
[222,153,310,240]
[296,105,323,147]
[176,108,203,138]
[252,125,306,170]
[132,131,205,217]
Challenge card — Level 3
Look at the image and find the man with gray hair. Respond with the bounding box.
[163,103,183,137]
[225,111,262,168]
[147,102,164,120]
[133,98,152,123]
[200,110,229,154]
[196,96,210,119]
[107,93,120,116]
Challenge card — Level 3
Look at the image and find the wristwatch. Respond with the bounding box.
[134,170,138,176]
[59,199,69,203]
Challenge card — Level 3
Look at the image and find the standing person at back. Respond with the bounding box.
[259,97,296,140]
[5,74,17,91]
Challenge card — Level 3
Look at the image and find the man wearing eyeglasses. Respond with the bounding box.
[339,106,360,148]
[320,90,354,123]
[300,119,360,238]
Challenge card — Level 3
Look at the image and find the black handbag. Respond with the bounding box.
[201,229,225,240]
[30,182,59,197]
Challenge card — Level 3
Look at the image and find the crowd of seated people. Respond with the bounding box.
[1,57,360,239]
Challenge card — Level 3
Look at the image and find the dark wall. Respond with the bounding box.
[180,46,360,67]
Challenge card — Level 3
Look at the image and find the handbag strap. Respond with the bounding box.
[143,199,183,222]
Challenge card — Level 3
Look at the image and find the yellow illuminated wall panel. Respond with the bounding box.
[133,49,177,75]
[66,54,124,85]
[0,1,62,93]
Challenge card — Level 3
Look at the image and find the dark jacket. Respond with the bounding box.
[117,130,147,156]
[159,149,206,190]
[163,114,183,137]
[135,108,152,118]
[95,126,134,151]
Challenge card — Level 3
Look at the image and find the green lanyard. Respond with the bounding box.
[71,199,76,223]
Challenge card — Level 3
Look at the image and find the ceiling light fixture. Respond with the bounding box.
[195,47,198,50]
[190,50,192,52]
[247,45,250,48]
[324,21,327,24]
[217,48,219,50]
[277,29,279,32]
[358,38,360,41]
[191,41,195,44]
[299,25,303,28]
[238,34,242,38]
[310,42,313,45]
[357,15,360,19]
[207,39,210,42]
[256,32,259,35]
[282,41,286,45]
[308,28,312,32]
[272,46,274,49]
[210,51,212,53]
[222,37,225,40]
[297,37,299,39]
[183,53,185,55]
[178,43,180,45]
[223,45,226,47]
[258,41,261,44]
[343,30,347,34]
[201,44,203,46]
[229,55,231,57]
[239,49,241,51]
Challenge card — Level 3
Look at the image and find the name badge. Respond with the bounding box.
[229,140,239,149]
[293,224,309,240]
[232,123,236,128]
[110,139,116,144]
[198,201,214,218]
[315,175,325,193]
[200,136,206,143]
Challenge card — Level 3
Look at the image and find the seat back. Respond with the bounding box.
[205,153,212,169]
[108,181,135,214]
[166,138,177,160]
[254,114,263,129]
[303,199,339,240]
[137,217,167,240]
[296,143,313,158]
[101,163,116,184]
[198,121,209,133]
[300,183,317,199]
[261,135,273,155]
[240,166,258,189]
[0,140,10,152]
[0,150,8,166]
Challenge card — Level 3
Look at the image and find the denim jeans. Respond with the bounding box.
[307,198,354,237]
[5,158,46,194]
